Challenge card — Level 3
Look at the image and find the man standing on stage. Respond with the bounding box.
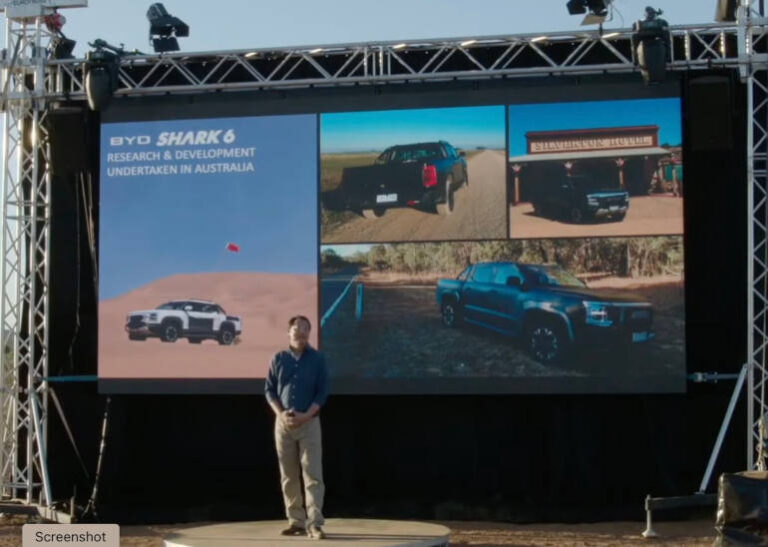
[265,315,329,540]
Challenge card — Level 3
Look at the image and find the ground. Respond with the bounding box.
[0,514,717,546]
[510,195,684,239]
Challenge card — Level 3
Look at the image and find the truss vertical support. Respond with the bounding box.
[743,0,768,471]
[0,17,53,504]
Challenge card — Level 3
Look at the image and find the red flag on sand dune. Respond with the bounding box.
[226,242,240,253]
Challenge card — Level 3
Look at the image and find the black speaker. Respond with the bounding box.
[687,75,734,151]
[48,109,89,175]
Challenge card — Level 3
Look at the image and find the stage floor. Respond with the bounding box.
[163,518,450,546]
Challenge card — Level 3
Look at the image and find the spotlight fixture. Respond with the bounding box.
[84,39,123,111]
[566,0,613,24]
[632,7,670,85]
[51,35,77,59]
[714,0,738,22]
[43,10,77,59]
[146,3,189,53]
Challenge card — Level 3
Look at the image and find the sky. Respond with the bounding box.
[99,114,317,299]
[508,97,682,155]
[322,106,506,153]
[1,1,719,56]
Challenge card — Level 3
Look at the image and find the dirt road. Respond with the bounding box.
[322,150,508,243]
[511,195,684,239]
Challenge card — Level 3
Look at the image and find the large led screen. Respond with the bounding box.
[98,115,318,387]
[97,85,686,394]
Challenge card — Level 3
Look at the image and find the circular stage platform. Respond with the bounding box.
[164,518,450,546]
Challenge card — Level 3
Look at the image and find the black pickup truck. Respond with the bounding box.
[436,262,654,363]
[327,141,468,218]
[531,174,629,223]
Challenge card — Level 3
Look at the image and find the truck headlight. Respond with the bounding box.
[583,301,613,327]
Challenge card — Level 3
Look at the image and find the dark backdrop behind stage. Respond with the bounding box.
[46,71,747,522]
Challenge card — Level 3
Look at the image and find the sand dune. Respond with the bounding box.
[99,272,317,379]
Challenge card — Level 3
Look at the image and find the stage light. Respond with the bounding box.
[567,0,613,24]
[566,0,587,15]
[715,0,739,22]
[632,7,670,85]
[147,3,189,53]
[51,35,76,59]
[84,40,121,111]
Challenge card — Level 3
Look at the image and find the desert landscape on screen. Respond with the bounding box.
[99,272,317,379]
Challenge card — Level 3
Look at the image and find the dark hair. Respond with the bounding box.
[288,315,311,330]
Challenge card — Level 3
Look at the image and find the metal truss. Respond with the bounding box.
[46,23,745,98]
[0,17,53,505]
[744,0,768,471]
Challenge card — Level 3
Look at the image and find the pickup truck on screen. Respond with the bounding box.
[332,140,468,218]
[531,174,629,223]
[436,262,654,363]
[125,299,242,345]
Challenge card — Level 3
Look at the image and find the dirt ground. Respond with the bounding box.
[0,515,717,546]
[510,195,684,239]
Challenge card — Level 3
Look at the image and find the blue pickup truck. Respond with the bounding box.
[436,262,654,363]
[531,174,629,223]
[328,141,468,218]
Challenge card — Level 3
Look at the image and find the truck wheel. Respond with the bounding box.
[614,212,627,222]
[463,167,469,187]
[527,318,569,363]
[128,334,146,341]
[441,299,461,328]
[362,208,385,219]
[436,176,455,215]
[218,324,235,346]
[160,320,180,343]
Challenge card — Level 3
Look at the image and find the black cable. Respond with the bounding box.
[81,396,110,522]
[49,386,90,480]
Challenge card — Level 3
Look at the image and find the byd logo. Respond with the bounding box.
[110,136,151,146]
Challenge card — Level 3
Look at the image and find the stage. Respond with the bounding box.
[163,518,450,546]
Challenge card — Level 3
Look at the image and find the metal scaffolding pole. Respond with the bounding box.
[743,0,768,471]
[0,16,53,505]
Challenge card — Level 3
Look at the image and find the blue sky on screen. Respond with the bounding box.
[322,106,506,153]
[99,114,317,299]
[508,98,682,156]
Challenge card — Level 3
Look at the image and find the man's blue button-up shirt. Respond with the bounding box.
[265,346,329,413]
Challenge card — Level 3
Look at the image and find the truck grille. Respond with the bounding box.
[607,306,652,330]
[128,315,146,328]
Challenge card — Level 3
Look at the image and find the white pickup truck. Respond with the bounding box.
[125,299,242,345]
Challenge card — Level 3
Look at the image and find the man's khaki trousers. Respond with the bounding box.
[274,416,325,528]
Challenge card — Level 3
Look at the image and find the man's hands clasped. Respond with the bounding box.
[280,409,312,429]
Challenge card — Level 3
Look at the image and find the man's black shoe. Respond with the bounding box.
[280,525,306,536]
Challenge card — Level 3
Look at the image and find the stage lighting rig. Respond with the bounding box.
[43,10,76,59]
[632,7,670,85]
[84,39,128,111]
[147,3,189,53]
[566,0,613,23]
